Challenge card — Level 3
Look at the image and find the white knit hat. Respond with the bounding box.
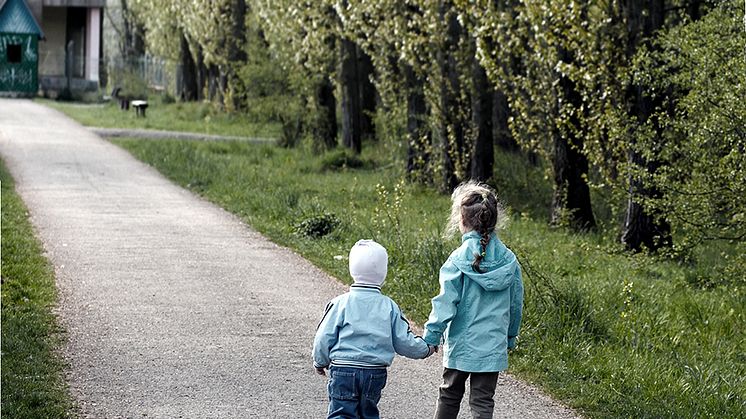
[349,239,388,286]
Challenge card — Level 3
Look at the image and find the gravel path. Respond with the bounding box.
[0,99,580,419]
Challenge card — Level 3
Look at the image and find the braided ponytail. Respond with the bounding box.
[468,193,499,273]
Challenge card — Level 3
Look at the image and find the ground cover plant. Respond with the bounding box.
[39,98,281,139]
[1,161,76,418]
[107,136,745,419]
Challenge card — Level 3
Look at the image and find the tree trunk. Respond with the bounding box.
[207,64,221,103]
[437,2,466,193]
[621,144,672,250]
[550,47,596,230]
[470,48,494,182]
[133,23,145,57]
[119,0,144,68]
[620,0,671,251]
[687,0,702,21]
[340,38,362,153]
[550,134,597,230]
[230,0,247,62]
[492,90,519,152]
[196,47,207,101]
[179,33,198,101]
[314,77,338,150]
[405,64,430,180]
[118,0,130,59]
[226,0,248,110]
[358,46,376,141]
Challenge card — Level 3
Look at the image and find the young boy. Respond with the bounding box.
[313,239,436,419]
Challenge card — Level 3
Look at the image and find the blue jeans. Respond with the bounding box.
[327,366,388,419]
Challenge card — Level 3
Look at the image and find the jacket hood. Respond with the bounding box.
[449,231,518,291]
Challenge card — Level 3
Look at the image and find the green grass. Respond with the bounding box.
[1,160,76,418]
[109,137,745,419]
[39,98,282,139]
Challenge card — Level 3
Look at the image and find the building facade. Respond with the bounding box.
[24,0,105,94]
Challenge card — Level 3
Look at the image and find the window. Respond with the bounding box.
[7,44,21,63]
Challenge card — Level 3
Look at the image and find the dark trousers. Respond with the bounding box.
[327,366,388,419]
[434,368,499,419]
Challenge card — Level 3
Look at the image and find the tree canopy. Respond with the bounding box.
[116,0,745,266]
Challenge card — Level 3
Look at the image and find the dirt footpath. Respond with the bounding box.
[0,99,579,419]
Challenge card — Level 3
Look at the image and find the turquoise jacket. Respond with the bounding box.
[313,284,430,369]
[423,231,524,372]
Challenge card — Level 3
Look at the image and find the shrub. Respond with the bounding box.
[294,213,341,238]
[319,149,368,172]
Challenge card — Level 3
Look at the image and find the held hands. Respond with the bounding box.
[315,366,327,376]
[425,345,439,358]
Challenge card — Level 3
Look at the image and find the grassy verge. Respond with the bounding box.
[1,160,75,417]
[38,98,281,139]
[108,137,744,418]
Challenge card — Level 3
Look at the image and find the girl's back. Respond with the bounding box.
[426,231,522,373]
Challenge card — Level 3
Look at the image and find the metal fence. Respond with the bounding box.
[35,51,182,97]
[30,3,183,97]
[107,54,182,97]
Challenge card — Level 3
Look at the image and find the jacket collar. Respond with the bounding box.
[462,231,483,242]
[350,283,382,293]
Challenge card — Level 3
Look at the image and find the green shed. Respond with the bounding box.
[0,0,44,96]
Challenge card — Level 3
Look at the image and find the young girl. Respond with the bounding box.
[423,181,524,419]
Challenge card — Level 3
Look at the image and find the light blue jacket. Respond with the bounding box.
[423,231,524,372]
[313,284,430,369]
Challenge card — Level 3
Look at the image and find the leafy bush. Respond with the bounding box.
[160,93,176,104]
[636,0,746,262]
[319,149,369,171]
[106,69,149,100]
[294,213,341,238]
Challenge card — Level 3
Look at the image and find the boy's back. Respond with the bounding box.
[314,284,428,369]
[312,240,434,419]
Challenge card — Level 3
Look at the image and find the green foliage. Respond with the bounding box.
[459,0,625,185]
[236,11,294,124]
[634,0,746,266]
[508,220,745,418]
[318,149,369,171]
[107,68,150,100]
[112,136,745,418]
[1,161,76,418]
[253,1,342,151]
[122,0,746,257]
[295,213,341,238]
[160,92,176,104]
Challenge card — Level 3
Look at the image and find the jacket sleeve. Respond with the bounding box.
[423,260,463,346]
[507,265,524,349]
[312,300,339,368]
[390,302,430,359]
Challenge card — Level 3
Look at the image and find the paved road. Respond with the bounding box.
[0,99,579,419]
